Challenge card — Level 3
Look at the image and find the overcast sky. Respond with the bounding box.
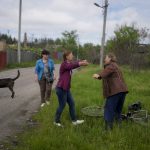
[0,0,150,44]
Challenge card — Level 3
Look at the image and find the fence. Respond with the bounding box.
[0,41,7,69]
[0,51,7,69]
[52,51,63,60]
[0,48,63,68]
[6,49,38,64]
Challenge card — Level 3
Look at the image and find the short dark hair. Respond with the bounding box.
[41,49,50,55]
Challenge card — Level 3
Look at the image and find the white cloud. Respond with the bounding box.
[23,9,75,25]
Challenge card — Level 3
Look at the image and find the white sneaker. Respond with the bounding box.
[53,122,63,127]
[72,120,84,125]
[40,103,45,107]
[46,101,50,105]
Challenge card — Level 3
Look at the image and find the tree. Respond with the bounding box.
[61,30,78,56]
[106,24,140,64]
[55,38,61,45]
[106,24,150,70]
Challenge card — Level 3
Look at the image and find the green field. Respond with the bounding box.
[10,65,150,150]
[5,59,61,70]
[6,61,36,69]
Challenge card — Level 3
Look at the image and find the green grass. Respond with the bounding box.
[3,59,60,70]
[6,61,36,69]
[9,65,150,150]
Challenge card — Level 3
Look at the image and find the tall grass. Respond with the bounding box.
[10,65,150,150]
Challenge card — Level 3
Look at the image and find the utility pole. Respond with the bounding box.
[18,0,22,63]
[94,0,108,67]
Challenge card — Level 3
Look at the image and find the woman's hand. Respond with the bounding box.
[79,60,89,66]
[93,74,100,79]
[35,74,38,82]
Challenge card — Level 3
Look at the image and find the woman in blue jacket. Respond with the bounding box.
[35,49,55,107]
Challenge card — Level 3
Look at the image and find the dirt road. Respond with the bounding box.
[0,65,60,141]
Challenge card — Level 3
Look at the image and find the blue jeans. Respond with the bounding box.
[104,92,126,123]
[55,87,76,123]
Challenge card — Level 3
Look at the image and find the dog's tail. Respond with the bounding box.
[13,70,20,81]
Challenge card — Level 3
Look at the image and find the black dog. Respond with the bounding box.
[0,70,20,98]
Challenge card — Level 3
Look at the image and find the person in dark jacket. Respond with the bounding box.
[54,51,89,127]
[93,53,128,130]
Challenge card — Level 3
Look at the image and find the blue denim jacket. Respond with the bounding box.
[35,58,55,80]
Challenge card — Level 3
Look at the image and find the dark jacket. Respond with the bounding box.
[57,61,79,91]
[99,62,128,98]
